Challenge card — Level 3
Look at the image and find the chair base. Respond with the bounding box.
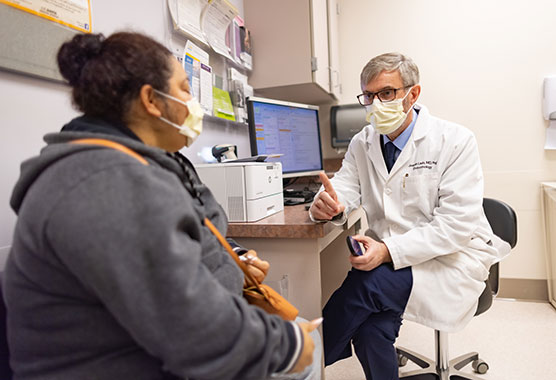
[397,341,489,380]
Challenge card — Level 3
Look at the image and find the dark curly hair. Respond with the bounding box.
[57,32,173,123]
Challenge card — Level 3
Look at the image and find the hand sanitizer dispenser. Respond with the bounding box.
[543,76,556,149]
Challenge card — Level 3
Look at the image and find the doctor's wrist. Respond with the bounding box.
[380,242,392,263]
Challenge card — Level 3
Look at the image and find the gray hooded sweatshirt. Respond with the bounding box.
[4,117,300,380]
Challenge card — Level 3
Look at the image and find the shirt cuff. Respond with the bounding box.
[226,238,248,255]
[308,209,347,226]
[308,208,323,223]
[330,212,347,226]
[382,237,402,269]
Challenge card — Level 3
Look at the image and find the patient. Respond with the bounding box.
[4,31,320,380]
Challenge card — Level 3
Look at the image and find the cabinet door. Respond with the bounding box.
[310,0,330,93]
[244,0,313,89]
[328,0,341,99]
[244,0,336,103]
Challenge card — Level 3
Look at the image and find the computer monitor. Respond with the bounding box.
[330,103,367,149]
[247,96,323,178]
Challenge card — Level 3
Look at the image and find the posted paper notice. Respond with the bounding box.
[0,0,92,33]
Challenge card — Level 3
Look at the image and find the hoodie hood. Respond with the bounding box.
[10,118,181,214]
[61,115,141,141]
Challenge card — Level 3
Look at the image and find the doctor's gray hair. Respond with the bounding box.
[360,52,419,87]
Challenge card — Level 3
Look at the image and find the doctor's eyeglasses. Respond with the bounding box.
[356,86,412,106]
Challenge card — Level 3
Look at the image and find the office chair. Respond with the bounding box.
[396,198,517,380]
[0,272,12,379]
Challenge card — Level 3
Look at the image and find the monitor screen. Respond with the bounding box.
[247,97,323,178]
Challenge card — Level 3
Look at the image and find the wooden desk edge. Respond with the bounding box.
[227,205,363,239]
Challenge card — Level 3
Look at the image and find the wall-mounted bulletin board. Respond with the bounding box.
[0,0,92,82]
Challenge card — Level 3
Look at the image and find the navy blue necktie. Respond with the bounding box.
[384,141,399,173]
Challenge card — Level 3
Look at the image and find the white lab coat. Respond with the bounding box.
[327,104,510,332]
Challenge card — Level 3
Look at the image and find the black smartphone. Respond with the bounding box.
[346,236,364,256]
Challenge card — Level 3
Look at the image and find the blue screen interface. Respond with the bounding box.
[251,101,322,174]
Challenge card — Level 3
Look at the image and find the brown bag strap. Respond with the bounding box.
[204,218,266,294]
[69,139,263,293]
[71,138,149,165]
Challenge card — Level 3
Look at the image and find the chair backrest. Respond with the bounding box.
[0,272,12,379]
[483,198,518,249]
[482,198,518,295]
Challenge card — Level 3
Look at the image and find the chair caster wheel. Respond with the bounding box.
[472,359,489,374]
[397,353,408,367]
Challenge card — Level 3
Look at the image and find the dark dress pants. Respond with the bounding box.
[323,264,413,380]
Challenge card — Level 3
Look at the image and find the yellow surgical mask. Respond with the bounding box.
[365,87,413,135]
[154,89,204,147]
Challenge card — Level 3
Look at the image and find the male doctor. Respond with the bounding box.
[309,52,510,380]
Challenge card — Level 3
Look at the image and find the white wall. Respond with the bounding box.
[0,0,246,267]
[3,0,555,282]
[337,0,556,280]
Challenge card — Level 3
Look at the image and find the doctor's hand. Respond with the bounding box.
[349,235,392,272]
[309,172,346,220]
[242,250,270,286]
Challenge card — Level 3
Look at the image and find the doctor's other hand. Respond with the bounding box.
[242,250,270,286]
[349,235,392,272]
[309,172,345,220]
[289,318,322,373]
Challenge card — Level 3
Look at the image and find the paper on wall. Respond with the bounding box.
[183,40,209,68]
[213,87,236,121]
[229,17,243,64]
[200,63,213,115]
[1,0,93,33]
[177,0,209,44]
[228,67,251,121]
[229,67,252,97]
[182,41,212,115]
[168,0,209,45]
[183,54,200,100]
[545,121,556,150]
[200,0,238,60]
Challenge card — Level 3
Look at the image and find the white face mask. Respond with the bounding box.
[365,87,413,135]
[154,89,204,147]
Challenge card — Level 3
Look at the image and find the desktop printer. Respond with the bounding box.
[195,162,284,222]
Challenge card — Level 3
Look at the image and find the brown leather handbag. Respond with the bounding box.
[204,218,299,321]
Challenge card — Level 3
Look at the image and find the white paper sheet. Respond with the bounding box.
[545,121,556,150]
[184,40,210,65]
[168,0,209,44]
[200,63,213,115]
[200,0,238,60]
[176,0,209,44]
[183,40,211,113]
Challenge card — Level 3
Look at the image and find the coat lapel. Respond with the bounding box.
[366,128,388,181]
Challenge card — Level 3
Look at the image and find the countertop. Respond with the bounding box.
[226,204,339,239]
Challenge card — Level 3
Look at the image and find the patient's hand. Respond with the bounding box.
[242,250,270,286]
[289,318,321,373]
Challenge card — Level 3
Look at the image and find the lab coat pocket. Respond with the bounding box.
[401,172,440,219]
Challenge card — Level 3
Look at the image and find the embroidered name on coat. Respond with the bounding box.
[409,161,437,170]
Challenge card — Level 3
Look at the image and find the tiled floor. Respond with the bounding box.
[324,299,556,380]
